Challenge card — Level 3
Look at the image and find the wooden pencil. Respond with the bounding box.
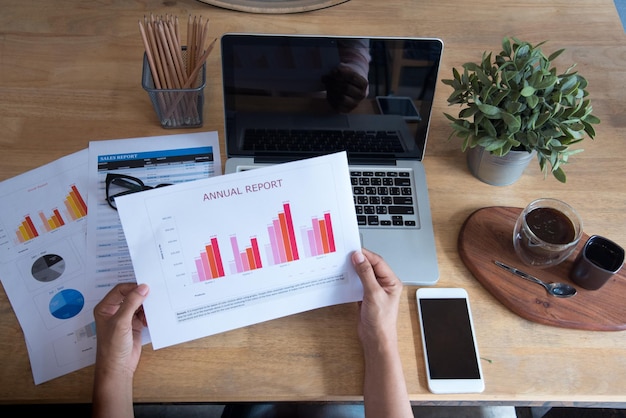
[140,13,215,126]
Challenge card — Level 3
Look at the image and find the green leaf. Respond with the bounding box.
[582,121,597,138]
[483,118,497,137]
[459,107,478,118]
[505,102,524,114]
[492,90,509,107]
[453,67,461,81]
[464,62,480,72]
[478,70,493,87]
[559,75,578,93]
[444,113,459,122]
[552,166,567,183]
[477,103,502,118]
[526,95,539,109]
[520,85,536,97]
[502,37,512,56]
[501,112,521,133]
[548,48,565,61]
[535,74,558,90]
[584,114,601,124]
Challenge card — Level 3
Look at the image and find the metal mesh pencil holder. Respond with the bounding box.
[141,49,206,128]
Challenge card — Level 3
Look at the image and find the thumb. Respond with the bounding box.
[352,250,377,294]
[116,283,149,320]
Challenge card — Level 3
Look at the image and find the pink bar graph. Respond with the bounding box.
[265,203,300,265]
[194,202,321,280]
[229,235,263,274]
[301,211,337,257]
[194,237,225,282]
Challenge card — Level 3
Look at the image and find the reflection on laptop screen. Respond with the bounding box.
[221,35,443,163]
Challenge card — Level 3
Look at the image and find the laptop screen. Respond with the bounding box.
[221,34,443,163]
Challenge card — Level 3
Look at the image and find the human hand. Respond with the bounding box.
[93,283,149,377]
[322,66,368,113]
[352,248,403,348]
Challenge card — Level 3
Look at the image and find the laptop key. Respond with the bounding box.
[393,197,413,205]
[389,206,414,215]
[351,170,418,229]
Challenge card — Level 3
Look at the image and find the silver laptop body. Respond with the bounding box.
[221,33,442,285]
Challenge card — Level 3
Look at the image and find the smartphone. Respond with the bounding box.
[375,96,421,121]
[416,288,485,394]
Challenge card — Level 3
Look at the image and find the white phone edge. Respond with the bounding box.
[416,287,485,394]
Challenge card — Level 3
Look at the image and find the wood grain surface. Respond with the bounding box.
[2,0,626,407]
[458,207,626,331]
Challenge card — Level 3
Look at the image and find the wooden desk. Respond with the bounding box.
[1,0,626,407]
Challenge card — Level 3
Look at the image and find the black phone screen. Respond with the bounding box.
[419,298,481,379]
[377,97,420,119]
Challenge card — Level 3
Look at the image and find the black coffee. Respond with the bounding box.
[586,240,623,271]
[526,207,575,245]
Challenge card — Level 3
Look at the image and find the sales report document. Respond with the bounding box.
[116,152,363,349]
[86,132,221,296]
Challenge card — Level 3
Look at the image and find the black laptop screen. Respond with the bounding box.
[221,34,443,163]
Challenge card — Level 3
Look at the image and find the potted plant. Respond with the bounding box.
[442,37,600,185]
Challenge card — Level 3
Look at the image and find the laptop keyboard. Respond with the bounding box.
[351,170,419,229]
[243,129,405,153]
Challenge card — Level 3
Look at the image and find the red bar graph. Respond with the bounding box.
[39,208,66,232]
[16,215,39,243]
[192,203,335,282]
[14,185,87,243]
[230,235,263,274]
[65,185,88,220]
[302,212,337,257]
[267,203,300,265]
[194,237,225,281]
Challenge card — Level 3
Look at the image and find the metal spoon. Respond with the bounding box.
[494,261,577,298]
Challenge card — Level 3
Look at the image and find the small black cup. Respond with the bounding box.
[570,235,624,290]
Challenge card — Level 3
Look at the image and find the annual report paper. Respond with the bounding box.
[116,152,363,349]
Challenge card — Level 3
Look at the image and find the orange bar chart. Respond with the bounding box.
[39,208,66,232]
[16,215,39,243]
[65,185,88,220]
[14,185,87,243]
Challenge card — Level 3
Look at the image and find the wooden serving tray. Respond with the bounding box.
[458,206,626,331]
[196,0,349,14]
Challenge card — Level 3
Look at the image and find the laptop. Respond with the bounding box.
[221,33,442,285]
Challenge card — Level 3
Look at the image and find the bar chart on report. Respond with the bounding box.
[192,203,337,282]
[14,185,87,244]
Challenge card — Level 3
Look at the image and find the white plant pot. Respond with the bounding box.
[466,146,536,186]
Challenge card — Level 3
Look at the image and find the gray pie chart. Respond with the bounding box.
[31,254,66,282]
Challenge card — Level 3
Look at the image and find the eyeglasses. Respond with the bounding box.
[105,173,172,210]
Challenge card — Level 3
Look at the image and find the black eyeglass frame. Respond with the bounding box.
[105,173,172,210]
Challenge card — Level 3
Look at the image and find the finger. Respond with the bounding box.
[94,283,148,319]
[352,249,379,294]
[94,283,139,317]
[361,248,402,289]
[116,284,149,323]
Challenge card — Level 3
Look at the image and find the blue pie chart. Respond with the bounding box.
[49,289,84,319]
